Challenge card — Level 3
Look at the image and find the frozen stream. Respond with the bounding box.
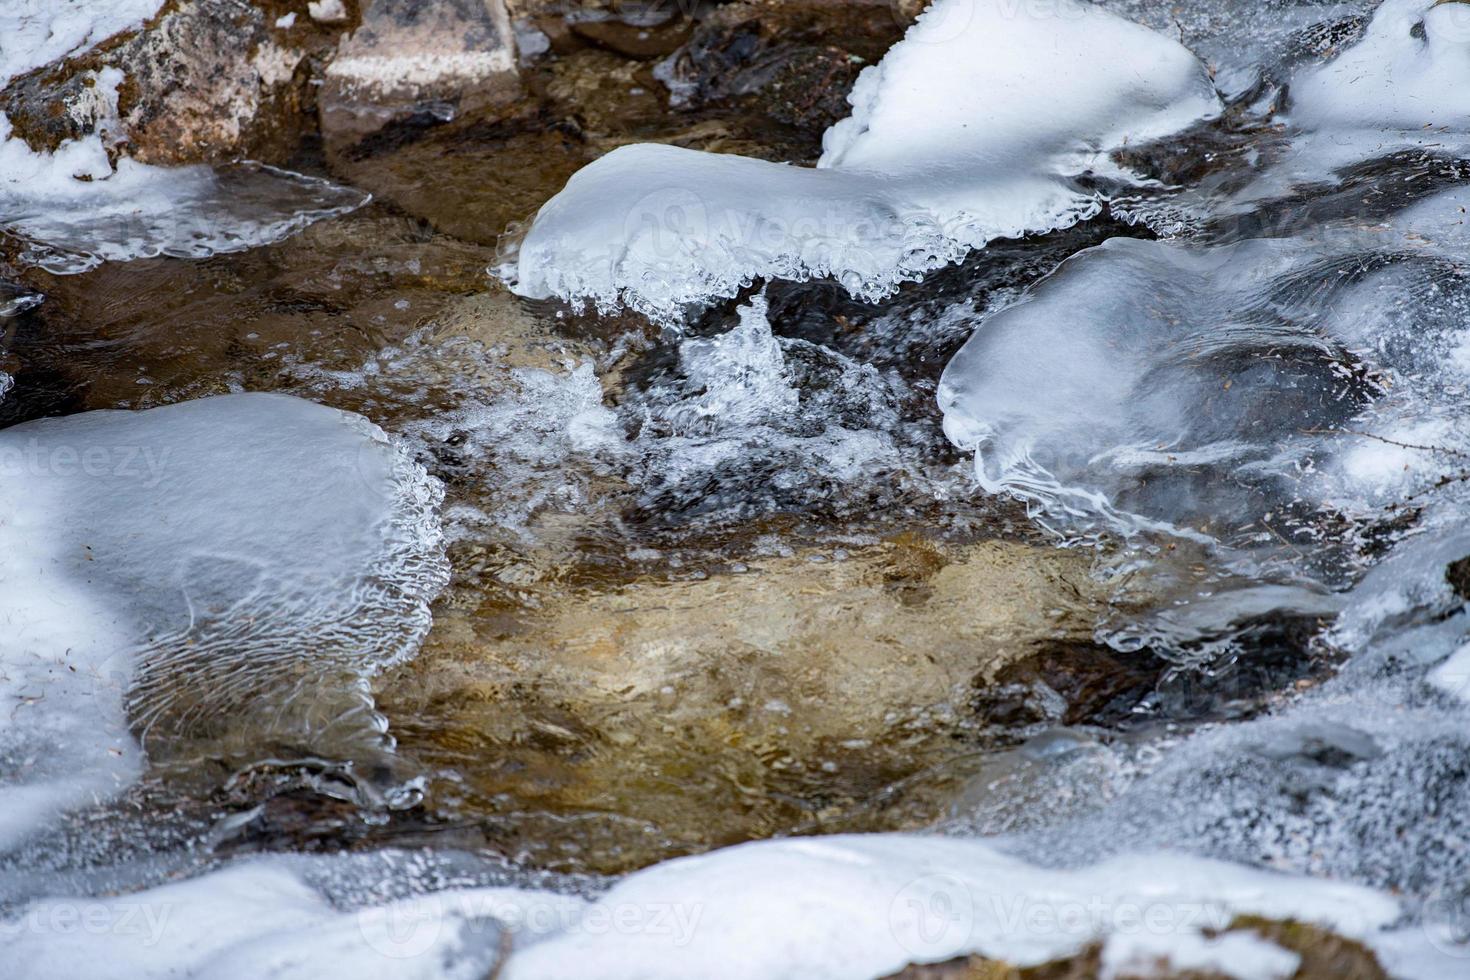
[3,0,1470,977]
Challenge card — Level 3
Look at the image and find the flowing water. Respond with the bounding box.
[5,0,1470,976]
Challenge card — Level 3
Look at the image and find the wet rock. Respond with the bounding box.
[9,209,497,411]
[881,918,1388,980]
[1,0,355,165]
[569,14,694,59]
[319,0,521,149]
[655,0,902,150]
[1447,554,1470,600]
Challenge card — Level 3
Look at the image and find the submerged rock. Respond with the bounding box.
[378,536,1105,871]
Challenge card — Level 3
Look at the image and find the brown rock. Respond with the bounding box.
[0,0,356,165]
[569,17,694,59]
[319,0,521,148]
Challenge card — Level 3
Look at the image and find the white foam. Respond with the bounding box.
[506,0,1220,322]
[0,393,448,850]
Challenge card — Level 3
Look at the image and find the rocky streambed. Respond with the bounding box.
[3,1,1470,978]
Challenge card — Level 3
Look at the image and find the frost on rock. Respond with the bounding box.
[0,0,164,89]
[939,183,1470,579]
[0,393,447,851]
[0,115,369,275]
[505,0,1221,322]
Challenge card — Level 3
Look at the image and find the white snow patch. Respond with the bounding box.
[1100,929,1300,980]
[499,835,1398,979]
[506,0,1220,322]
[0,0,163,88]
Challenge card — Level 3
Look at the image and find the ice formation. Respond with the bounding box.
[1289,0,1470,131]
[0,115,370,275]
[506,0,1221,321]
[10,833,1461,979]
[0,5,368,274]
[0,394,447,850]
[939,183,1470,564]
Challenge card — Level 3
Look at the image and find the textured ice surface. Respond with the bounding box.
[0,0,163,87]
[13,834,1459,980]
[1116,0,1470,233]
[1099,0,1378,103]
[0,394,447,851]
[1290,0,1470,130]
[939,183,1470,571]
[506,0,1220,321]
[0,116,370,275]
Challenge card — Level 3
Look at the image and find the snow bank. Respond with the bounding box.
[14,834,1452,979]
[0,394,447,851]
[506,0,1220,322]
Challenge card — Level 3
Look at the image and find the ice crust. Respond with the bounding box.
[938,183,1470,561]
[1289,0,1470,131]
[0,116,370,275]
[0,394,447,851]
[11,833,1461,980]
[506,0,1221,322]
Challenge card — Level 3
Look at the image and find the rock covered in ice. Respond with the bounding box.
[1290,0,1470,131]
[506,0,1221,322]
[14,834,1451,980]
[0,0,163,90]
[0,393,447,850]
[1,0,354,166]
[500,835,1404,979]
[938,183,1470,559]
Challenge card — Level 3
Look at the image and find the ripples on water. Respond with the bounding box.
[5,0,1470,975]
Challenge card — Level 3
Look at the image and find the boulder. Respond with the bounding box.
[319,0,521,148]
[1,0,356,165]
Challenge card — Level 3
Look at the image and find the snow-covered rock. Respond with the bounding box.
[505,0,1222,323]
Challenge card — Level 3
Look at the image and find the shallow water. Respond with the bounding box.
[5,0,1470,975]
